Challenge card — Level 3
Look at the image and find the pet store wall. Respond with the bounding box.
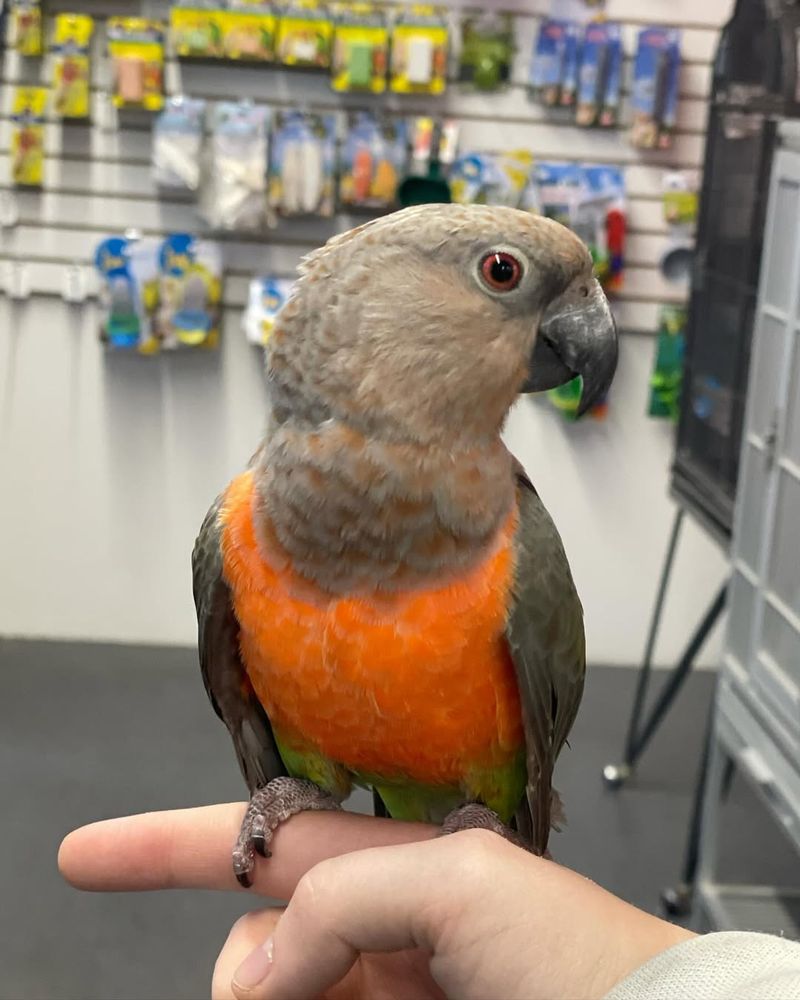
[0,0,730,664]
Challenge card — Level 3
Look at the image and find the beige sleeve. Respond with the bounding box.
[605,931,800,1000]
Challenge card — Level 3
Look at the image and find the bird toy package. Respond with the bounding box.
[649,305,686,419]
[575,21,622,127]
[107,18,165,111]
[276,0,333,68]
[154,233,222,349]
[190,204,618,883]
[389,5,448,96]
[94,235,160,352]
[268,110,336,217]
[529,19,579,108]
[450,151,535,209]
[11,0,41,55]
[201,101,270,230]
[330,2,388,93]
[10,86,47,187]
[630,27,681,150]
[458,13,514,93]
[220,0,276,60]
[536,162,626,291]
[170,0,224,58]
[339,112,406,210]
[171,0,276,61]
[243,276,294,346]
[152,97,206,190]
[51,14,94,120]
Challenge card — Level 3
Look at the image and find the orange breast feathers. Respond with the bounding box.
[219,471,524,786]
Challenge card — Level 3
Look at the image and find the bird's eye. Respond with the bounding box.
[480,252,522,292]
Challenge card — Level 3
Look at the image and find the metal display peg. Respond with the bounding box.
[4,260,31,300]
[62,263,89,303]
[0,191,20,230]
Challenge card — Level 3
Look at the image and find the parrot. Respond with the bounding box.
[192,203,617,887]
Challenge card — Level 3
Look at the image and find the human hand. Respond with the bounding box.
[59,805,693,1000]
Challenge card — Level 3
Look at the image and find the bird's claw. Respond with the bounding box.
[233,776,340,888]
[439,803,532,852]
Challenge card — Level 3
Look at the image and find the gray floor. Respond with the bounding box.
[2,638,797,1000]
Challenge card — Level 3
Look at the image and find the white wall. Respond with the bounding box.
[0,296,728,664]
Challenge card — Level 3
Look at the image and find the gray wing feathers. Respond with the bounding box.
[506,476,586,855]
[192,495,285,793]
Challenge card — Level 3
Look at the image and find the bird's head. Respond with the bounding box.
[268,204,617,445]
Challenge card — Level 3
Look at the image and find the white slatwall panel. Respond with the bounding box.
[0,0,732,330]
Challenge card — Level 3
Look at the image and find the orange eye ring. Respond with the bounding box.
[480,252,522,292]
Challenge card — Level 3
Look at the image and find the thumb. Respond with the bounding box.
[230,833,493,1000]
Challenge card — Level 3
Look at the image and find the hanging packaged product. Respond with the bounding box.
[576,165,626,291]
[575,21,621,127]
[220,0,276,60]
[94,235,160,352]
[10,87,47,187]
[330,2,388,93]
[660,171,696,285]
[450,150,534,209]
[107,18,165,111]
[170,0,224,58]
[243,276,294,346]
[630,27,681,150]
[339,112,406,210]
[269,110,336,217]
[458,13,514,92]
[11,0,42,55]
[152,97,206,190]
[548,376,609,421]
[154,233,222,349]
[536,162,626,291]
[390,6,448,96]
[51,14,94,120]
[529,19,579,108]
[201,102,269,230]
[276,0,333,69]
[648,305,686,419]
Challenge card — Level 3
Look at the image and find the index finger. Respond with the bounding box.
[58,804,435,900]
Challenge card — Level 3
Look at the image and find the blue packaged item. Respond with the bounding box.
[155,233,222,349]
[630,27,681,149]
[576,21,622,128]
[269,110,337,217]
[94,235,159,352]
[243,276,294,346]
[529,18,579,108]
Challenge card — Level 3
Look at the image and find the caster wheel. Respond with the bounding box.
[602,763,632,789]
[661,884,693,918]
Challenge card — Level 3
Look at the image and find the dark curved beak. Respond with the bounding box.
[521,278,618,417]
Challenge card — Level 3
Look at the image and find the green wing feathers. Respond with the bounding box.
[506,472,586,855]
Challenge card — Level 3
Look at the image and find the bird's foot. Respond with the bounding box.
[439,803,532,852]
[233,777,341,888]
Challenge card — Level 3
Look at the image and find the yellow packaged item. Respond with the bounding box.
[108,18,165,110]
[12,0,42,56]
[170,4,224,58]
[221,0,277,60]
[52,14,94,119]
[390,5,448,95]
[276,0,333,68]
[331,2,388,93]
[11,87,47,187]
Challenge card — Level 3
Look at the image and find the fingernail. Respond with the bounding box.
[233,937,274,992]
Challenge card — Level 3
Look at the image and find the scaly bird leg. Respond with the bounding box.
[440,803,532,852]
[234,777,341,888]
